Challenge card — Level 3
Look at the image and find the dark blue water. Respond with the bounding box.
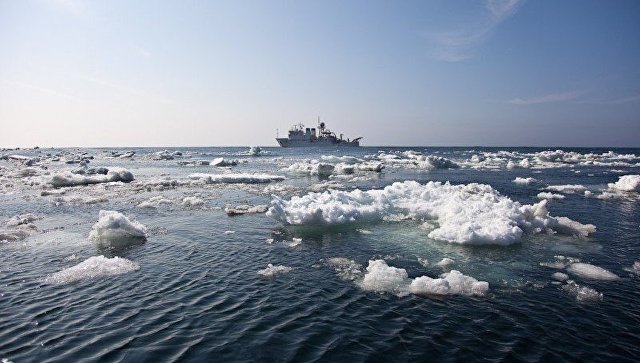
[1,146,639,362]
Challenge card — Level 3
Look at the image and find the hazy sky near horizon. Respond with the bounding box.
[1,0,639,147]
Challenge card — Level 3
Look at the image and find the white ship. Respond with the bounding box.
[276,120,362,147]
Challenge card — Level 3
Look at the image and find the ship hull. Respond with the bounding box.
[276,138,360,147]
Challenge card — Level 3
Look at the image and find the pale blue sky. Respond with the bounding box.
[1,0,639,147]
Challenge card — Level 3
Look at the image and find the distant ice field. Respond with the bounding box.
[1,146,639,362]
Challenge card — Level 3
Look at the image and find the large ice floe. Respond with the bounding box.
[566,263,619,281]
[607,175,640,192]
[267,180,596,245]
[44,255,140,284]
[46,167,134,187]
[189,173,285,184]
[368,151,459,170]
[89,210,148,246]
[358,260,488,297]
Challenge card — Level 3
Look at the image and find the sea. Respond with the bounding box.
[1,146,639,362]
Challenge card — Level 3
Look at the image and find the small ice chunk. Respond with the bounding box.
[562,281,603,302]
[327,257,363,281]
[513,177,537,185]
[537,192,565,200]
[181,196,204,208]
[211,157,238,167]
[551,272,569,281]
[257,263,292,277]
[566,263,619,281]
[545,184,587,193]
[89,210,148,246]
[287,237,302,247]
[359,260,410,295]
[435,257,455,267]
[44,255,139,284]
[137,196,173,208]
[225,204,268,215]
[6,213,40,227]
[0,229,30,242]
[224,230,235,234]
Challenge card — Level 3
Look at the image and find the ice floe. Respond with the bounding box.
[181,196,204,208]
[211,157,238,167]
[225,204,268,215]
[326,257,363,281]
[138,195,173,208]
[44,255,139,284]
[189,173,285,184]
[551,272,569,281]
[607,175,640,192]
[561,281,603,302]
[358,260,488,297]
[513,177,537,185]
[89,210,148,246]
[566,263,619,281]
[537,192,565,200]
[6,213,40,227]
[47,167,134,188]
[435,257,455,267]
[545,184,587,194]
[267,180,596,245]
[257,264,292,277]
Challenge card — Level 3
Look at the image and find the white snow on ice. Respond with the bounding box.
[267,180,596,245]
[44,255,139,284]
[89,210,148,245]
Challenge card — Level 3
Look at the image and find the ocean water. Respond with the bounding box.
[1,146,639,362]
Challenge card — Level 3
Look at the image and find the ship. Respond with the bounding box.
[276,119,362,147]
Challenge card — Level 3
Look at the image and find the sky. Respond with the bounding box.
[1,0,639,147]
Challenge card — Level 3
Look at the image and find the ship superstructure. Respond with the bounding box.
[276,120,361,147]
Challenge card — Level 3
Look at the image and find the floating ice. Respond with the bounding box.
[6,213,40,227]
[225,204,268,215]
[566,263,619,281]
[537,192,565,200]
[326,257,363,281]
[607,175,640,192]
[0,229,30,243]
[249,146,263,156]
[320,155,363,164]
[181,196,204,208]
[562,282,603,302]
[436,257,455,267]
[257,264,292,277]
[358,260,488,297]
[410,270,489,297]
[513,177,537,185]
[89,210,148,246]
[359,260,410,295]
[211,157,238,167]
[286,161,335,176]
[551,272,569,281]
[147,150,182,160]
[138,196,173,208]
[267,181,596,245]
[47,167,134,187]
[421,155,459,169]
[44,255,139,284]
[545,184,587,193]
[189,173,285,184]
